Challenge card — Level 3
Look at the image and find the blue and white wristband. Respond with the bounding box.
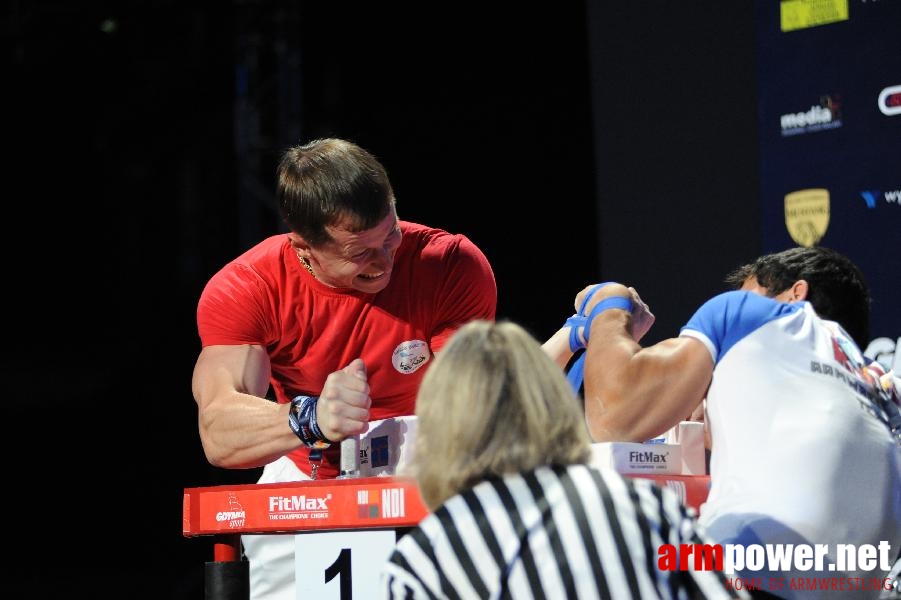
[288,395,332,449]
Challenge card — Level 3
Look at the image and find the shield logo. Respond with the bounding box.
[784,188,830,247]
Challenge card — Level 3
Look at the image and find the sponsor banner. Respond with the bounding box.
[184,474,712,536]
[183,476,428,535]
[756,0,901,354]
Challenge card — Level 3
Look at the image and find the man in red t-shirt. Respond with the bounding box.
[192,138,497,599]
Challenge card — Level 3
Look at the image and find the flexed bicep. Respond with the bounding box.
[192,344,272,410]
[584,334,713,443]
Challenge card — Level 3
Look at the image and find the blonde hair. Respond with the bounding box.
[412,320,592,509]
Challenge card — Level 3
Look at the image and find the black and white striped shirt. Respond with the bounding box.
[380,464,741,599]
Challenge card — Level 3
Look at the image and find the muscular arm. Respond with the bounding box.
[192,345,372,469]
[582,291,714,443]
[192,344,301,469]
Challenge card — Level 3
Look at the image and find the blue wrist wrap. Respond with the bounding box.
[565,282,619,352]
[585,296,633,335]
[564,287,634,395]
[288,395,332,449]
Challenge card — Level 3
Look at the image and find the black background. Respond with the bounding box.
[6,2,757,597]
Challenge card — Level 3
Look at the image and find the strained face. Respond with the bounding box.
[305,207,403,293]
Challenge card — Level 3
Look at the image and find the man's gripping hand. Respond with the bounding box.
[576,282,656,342]
[624,285,655,341]
[316,358,372,442]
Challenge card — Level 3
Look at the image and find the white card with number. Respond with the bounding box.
[295,529,397,599]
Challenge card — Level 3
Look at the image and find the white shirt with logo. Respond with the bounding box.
[681,291,901,598]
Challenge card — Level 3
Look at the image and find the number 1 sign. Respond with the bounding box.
[295,529,398,599]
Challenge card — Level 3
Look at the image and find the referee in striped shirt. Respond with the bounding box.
[379,320,744,599]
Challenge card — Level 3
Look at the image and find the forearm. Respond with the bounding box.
[541,326,575,369]
[197,392,301,469]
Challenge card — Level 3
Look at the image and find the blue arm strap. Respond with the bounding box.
[565,294,634,394]
[564,282,615,352]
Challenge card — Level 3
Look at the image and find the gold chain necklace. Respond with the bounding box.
[299,255,316,278]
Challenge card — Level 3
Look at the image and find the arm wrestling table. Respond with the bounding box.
[183,473,711,599]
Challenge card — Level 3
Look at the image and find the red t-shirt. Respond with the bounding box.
[196,221,497,477]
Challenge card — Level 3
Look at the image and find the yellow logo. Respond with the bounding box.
[780,0,848,33]
[784,189,830,247]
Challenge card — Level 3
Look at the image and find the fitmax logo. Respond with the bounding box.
[629,451,669,463]
[269,495,329,512]
[860,190,901,208]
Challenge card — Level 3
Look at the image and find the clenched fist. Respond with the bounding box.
[574,282,655,342]
[316,358,372,442]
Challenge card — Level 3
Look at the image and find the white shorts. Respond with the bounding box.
[242,456,309,600]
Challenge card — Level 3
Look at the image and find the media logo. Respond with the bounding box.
[780,94,843,136]
[878,85,901,116]
[784,189,830,247]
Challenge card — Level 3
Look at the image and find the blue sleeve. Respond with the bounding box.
[680,290,803,364]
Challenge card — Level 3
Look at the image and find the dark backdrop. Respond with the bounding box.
[587,2,760,340]
[5,2,757,597]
